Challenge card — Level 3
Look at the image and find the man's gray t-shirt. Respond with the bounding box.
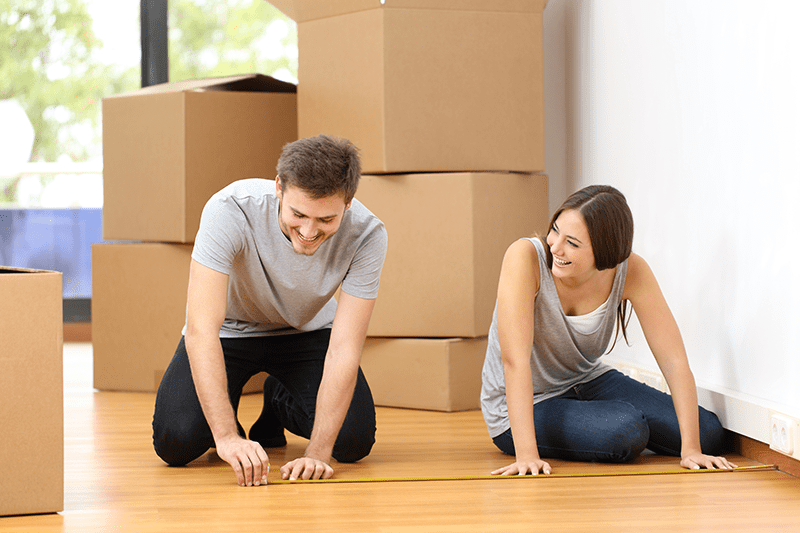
[189,178,387,338]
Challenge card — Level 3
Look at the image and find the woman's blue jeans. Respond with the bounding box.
[492,369,726,463]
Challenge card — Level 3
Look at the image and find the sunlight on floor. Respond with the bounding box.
[64,342,94,391]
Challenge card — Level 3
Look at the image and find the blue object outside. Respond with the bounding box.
[0,208,103,299]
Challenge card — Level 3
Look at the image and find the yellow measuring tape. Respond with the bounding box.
[269,464,776,484]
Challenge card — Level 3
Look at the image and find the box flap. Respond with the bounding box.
[268,0,548,22]
[268,0,374,21]
[105,73,296,99]
[0,266,59,275]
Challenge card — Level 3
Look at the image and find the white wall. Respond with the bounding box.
[543,0,800,432]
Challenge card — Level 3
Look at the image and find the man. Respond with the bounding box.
[152,135,387,486]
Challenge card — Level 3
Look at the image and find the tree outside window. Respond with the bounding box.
[1,0,296,207]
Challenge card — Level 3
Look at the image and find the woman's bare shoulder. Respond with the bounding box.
[501,238,542,292]
[623,252,659,300]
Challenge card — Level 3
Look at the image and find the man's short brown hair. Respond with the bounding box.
[276,135,361,203]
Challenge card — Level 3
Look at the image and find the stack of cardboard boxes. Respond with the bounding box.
[270,0,551,411]
[93,74,297,392]
[95,1,552,412]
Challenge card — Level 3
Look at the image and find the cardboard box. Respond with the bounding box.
[269,0,547,174]
[92,243,265,393]
[360,336,487,412]
[102,74,297,243]
[0,267,63,516]
[355,172,549,337]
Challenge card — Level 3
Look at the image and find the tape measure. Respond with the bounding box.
[268,464,776,484]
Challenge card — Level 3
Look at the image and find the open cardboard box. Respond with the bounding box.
[102,74,297,243]
[0,267,63,516]
[268,0,548,174]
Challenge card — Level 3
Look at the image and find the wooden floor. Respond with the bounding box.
[3,343,800,532]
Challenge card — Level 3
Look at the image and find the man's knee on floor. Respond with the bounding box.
[331,429,376,463]
[152,419,206,467]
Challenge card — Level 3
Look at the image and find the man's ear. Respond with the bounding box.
[275,175,283,197]
[345,200,352,211]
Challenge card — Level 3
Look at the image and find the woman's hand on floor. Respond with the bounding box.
[492,459,552,476]
[680,452,738,470]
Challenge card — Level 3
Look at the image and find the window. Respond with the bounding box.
[1,0,297,321]
[170,0,297,85]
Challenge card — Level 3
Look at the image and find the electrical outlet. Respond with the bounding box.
[769,412,795,455]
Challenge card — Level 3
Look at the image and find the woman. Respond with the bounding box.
[480,185,734,475]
